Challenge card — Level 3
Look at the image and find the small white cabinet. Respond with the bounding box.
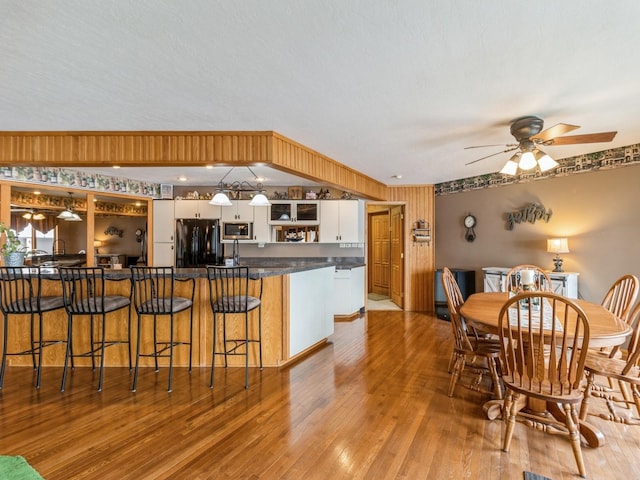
[252,206,270,243]
[221,200,255,222]
[320,200,363,243]
[482,267,579,299]
[334,266,365,316]
[174,200,221,219]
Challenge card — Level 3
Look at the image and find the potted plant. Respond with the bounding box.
[0,223,26,266]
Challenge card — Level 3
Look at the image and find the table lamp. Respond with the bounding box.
[547,237,569,272]
[94,240,103,254]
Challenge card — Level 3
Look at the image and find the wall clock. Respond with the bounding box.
[464,214,476,242]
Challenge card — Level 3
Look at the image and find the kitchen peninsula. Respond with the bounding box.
[9,258,364,373]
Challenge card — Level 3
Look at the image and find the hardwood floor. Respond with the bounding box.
[1,310,639,479]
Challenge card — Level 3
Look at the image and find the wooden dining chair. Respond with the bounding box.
[499,291,590,478]
[580,301,640,426]
[503,264,553,293]
[592,274,639,365]
[441,267,502,399]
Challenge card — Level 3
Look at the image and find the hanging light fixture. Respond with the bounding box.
[22,211,46,221]
[500,139,559,176]
[57,192,83,221]
[209,167,271,207]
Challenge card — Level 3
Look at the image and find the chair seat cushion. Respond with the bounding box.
[69,295,130,314]
[213,295,261,313]
[7,296,65,313]
[138,297,193,314]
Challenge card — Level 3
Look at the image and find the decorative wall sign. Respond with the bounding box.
[505,203,552,230]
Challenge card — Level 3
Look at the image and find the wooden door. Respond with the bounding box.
[368,211,390,296]
[390,205,404,308]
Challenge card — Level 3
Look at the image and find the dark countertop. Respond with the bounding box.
[34,257,366,280]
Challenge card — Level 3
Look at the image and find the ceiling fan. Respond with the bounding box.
[465,115,617,175]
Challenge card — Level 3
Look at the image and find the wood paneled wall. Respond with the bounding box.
[386,185,435,312]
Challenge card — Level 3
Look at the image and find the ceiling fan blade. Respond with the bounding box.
[465,146,518,165]
[464,144,510,150]
[547,131,617,145]
[532,123,580,142]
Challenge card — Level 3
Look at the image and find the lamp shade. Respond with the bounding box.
[500,159,519,175]
[209,192,232,206]
[57,210,74,219]
[519,151,537,170]
[547,237,569,254]
[536,151,559,172]
[248,193,271,206]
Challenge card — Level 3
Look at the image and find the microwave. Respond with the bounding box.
[223,222,253,240]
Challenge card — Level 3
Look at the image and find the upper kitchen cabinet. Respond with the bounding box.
[269,201,319,225]
[174,199,221,219]
[220,200,255,222]
[319,200,364,243]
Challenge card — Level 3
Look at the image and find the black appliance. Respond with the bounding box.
[434,269,475,321]
[175,218,224,267]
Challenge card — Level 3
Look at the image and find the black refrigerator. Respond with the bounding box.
[175,218,224,267]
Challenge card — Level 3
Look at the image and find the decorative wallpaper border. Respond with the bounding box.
[435,143,640,196]
[1,166,161,197]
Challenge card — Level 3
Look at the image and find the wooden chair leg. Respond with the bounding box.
[448,354,465,397]
[502,391,519,452]
[487,358,503,399]
[579,371,595,421]
[564,403,587,478]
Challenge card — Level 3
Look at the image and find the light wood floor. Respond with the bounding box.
[1,310,639,479]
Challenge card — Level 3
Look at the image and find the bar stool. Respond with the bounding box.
[58,267,131,392]
[0,266,65,389]
[130,266,194,392]
[206,265,263,389]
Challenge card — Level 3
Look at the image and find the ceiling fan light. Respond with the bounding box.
[537,152,559,172]
[519,151,537,170]
[249,193,271,207]
[500,160,519,176]
[209,192,232,206]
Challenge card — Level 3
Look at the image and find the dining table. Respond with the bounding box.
[460,291,633,448]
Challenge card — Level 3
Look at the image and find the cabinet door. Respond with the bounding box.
[152,200,175,243]
[253,206,270,242]
[174,200,220,219]
[320,201,341,242]
[336,200,361,243]
[222,201,255,222]
[152,242,174,267]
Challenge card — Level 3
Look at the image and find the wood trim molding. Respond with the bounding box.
[0,131,387,199]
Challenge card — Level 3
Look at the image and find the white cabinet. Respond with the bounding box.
[482,267,579,299]
[221,200,255,222]
[152,200,175,266]
[334,266,365,316]
[252,206,270,243]
[174,200,221,219]
[153,242,175,267]
[320,200,363,243]
[268,201,319,225]
[152,200,175,243]
[288,267,335,357]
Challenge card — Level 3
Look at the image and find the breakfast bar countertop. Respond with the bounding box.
[35,257,366,280]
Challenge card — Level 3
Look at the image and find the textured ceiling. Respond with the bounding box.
[2,1,640,187]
